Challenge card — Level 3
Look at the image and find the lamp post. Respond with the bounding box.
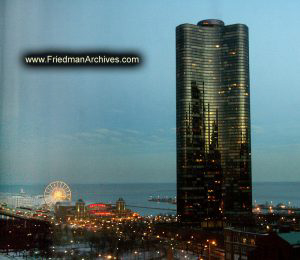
[206,240,216,260]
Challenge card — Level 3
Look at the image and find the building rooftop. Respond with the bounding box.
[56,201,72,207]
[197,19,224,27]
[278,232,300,245]
[224,227,268,236]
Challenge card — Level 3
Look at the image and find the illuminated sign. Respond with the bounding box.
[94,212,112,216]
[88,210,112,216]
[88,203,107,208]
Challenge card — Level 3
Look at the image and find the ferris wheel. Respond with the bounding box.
[44,181,72,207]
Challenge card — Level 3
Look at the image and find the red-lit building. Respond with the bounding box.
[86,200,136,219]
[86,203,114,218]
[55,198,136,222]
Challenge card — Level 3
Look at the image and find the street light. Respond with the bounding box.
[207,240,217,260]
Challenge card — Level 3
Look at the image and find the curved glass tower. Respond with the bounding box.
[176,19,251,227]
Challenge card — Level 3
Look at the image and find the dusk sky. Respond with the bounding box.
[0,0,300,184]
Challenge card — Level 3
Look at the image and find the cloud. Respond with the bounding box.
[111,108,124,114]
[0,127,176,184]
[123,129,140,135]
[53,127,174,150]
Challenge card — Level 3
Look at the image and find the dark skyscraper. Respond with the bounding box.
[176,19,252,227]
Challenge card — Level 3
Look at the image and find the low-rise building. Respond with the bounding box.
[224,227,266,260]
[55,198,135,222]
[249,232,300,260]
[225,227,300,260]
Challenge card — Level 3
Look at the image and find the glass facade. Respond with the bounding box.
[176,19,252,226]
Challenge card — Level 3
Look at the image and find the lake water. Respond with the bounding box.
[0,182,300,216]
